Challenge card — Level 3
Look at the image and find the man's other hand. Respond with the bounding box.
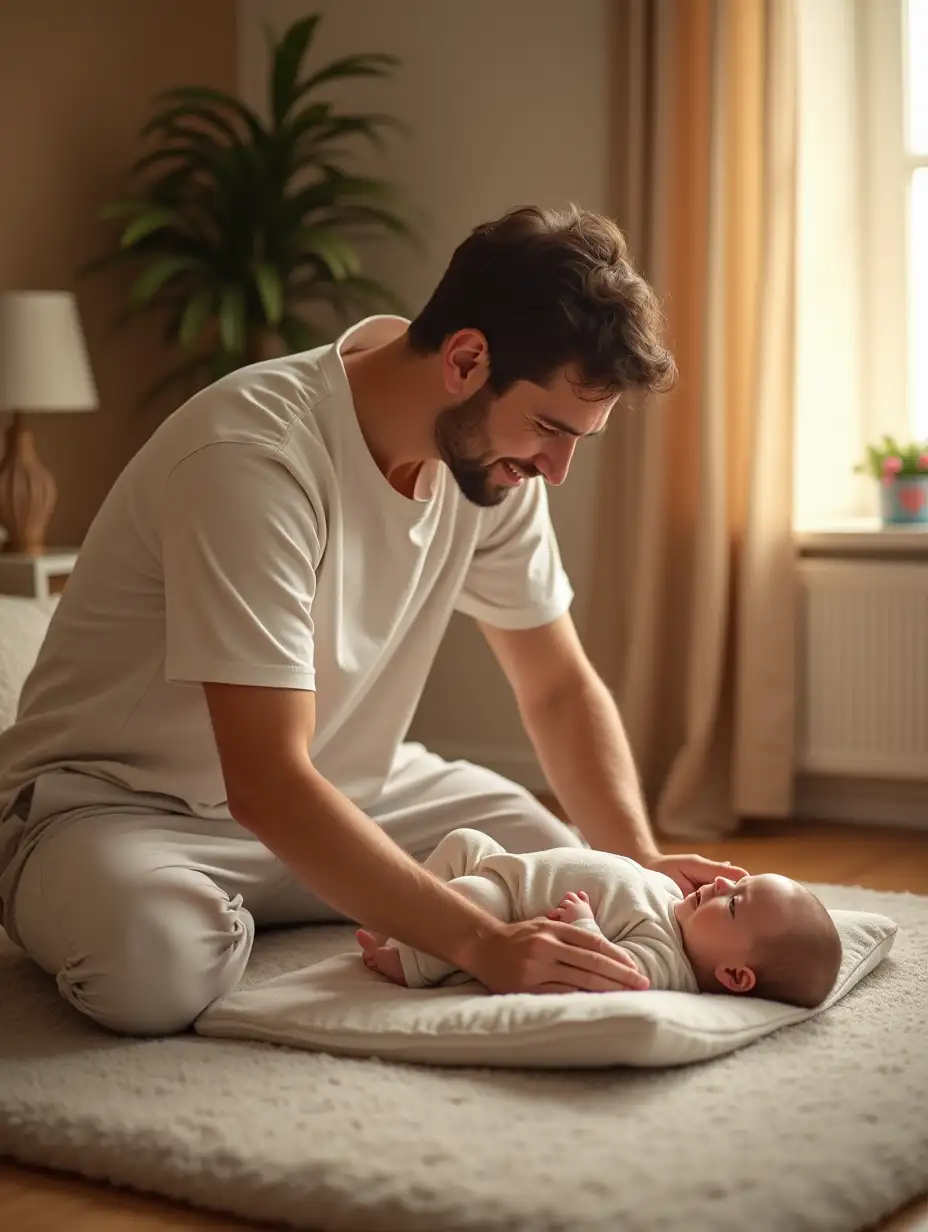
[645,852,749,897]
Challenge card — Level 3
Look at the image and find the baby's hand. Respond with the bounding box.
[546,890,595,925]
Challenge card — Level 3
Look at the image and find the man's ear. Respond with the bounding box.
[442,329,490,394]
[714,964,757,994]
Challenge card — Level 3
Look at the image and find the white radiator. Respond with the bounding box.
[797,559,928,779]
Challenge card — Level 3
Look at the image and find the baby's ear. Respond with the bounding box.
[714,964,756,994]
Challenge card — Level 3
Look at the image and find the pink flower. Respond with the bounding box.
[918,452,928,470]
[883,455,903,477]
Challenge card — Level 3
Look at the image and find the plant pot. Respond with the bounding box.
[879,474,928,525]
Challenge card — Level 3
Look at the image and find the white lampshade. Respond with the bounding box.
[0,291,98,413]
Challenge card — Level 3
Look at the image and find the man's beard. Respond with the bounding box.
[434,388,536,507]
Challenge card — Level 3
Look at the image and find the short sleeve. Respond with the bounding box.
[454,478,573,629]
[161,442,322,690]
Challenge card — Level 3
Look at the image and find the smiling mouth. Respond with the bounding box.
[694,887,702,906]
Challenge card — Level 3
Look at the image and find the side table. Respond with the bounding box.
[0,550,79,599]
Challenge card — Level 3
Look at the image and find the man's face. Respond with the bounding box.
[434,367,614,508]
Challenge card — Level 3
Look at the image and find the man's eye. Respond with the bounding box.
[535,421,559,436]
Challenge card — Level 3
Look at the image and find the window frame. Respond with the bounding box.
[857,0,910,453]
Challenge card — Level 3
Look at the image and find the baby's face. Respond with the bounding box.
[673,872,804,984]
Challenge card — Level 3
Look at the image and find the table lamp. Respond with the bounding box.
[0,291,98,555]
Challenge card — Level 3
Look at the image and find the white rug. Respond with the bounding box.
[1,881,926,1232]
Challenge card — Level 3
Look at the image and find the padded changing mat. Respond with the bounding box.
[197,905,897,1068]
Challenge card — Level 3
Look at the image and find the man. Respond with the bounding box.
[0,205,745,1035]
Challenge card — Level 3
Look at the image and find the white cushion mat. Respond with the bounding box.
[196,905,896,1069]
[1,882,926,1232]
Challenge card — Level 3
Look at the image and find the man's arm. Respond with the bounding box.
[202,681,650,994]
[479,614,749,890]
[479,613,658,861]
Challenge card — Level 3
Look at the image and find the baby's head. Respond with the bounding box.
[673,873,842,1008]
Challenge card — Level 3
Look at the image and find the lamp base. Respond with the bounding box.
[0,413,57,556]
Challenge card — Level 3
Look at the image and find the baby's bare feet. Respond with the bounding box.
[356,929,408,985]
[546,890,595,925]
[356,928,389,949]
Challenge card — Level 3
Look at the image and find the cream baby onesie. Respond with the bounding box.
[391,827,699,992]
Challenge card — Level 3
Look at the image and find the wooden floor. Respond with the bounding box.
[2,817,927,1232]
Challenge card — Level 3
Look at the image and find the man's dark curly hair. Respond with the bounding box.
[408,204,677,399]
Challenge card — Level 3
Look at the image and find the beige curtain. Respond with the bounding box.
[589,0,798,837]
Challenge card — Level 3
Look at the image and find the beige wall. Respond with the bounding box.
[0,0,238,547]
[239,0,612,782]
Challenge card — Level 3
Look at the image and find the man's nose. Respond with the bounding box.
[535,437,578,486]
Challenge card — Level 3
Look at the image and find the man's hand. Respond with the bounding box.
[645,852,749,897]
[463,917,649,994]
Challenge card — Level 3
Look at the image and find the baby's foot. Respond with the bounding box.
[547,890,595,925]
[355,929,408,986]
[356,927,389,949]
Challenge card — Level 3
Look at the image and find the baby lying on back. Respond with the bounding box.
[357,828,843,1008]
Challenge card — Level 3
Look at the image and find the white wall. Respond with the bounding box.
[239,0,612,784]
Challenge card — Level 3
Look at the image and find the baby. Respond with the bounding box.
[356,827,843,1008]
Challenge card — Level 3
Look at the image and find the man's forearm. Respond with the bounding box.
[521,669,661,862]
[232,763,504,970]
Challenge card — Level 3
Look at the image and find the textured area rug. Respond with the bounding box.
[1,882,927,1232]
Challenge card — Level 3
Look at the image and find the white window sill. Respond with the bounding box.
[795,517,928,556]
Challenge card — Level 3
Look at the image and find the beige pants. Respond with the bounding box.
[10,745,579,1036]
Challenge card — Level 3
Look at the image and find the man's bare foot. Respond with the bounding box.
[355,929,407,985]
[546,889,595,925]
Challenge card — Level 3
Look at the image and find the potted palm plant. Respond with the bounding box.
[84,14,415,406]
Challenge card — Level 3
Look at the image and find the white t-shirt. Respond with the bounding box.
[0,316,573,927]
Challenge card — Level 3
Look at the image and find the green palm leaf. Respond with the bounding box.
[155,85,267,143]
[100,198,154,220]
[310,113,406,150]
[218,284,247,353]
[270,15,322,127]
[142,104,242,146]
[120,206,186,248]
[129,256,202,308]
[287,101,333,144]
[297,53,398,101]
[291,228,361,280]
[178,287,216,349]
[251,260,284,324]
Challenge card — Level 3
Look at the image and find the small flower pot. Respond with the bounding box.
[879,474,928,525]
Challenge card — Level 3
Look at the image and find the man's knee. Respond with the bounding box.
[67,878,253,1034]
[14,833,254,1035]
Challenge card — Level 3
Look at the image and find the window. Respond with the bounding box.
[794,0,925,527]
[908,0,928,438]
